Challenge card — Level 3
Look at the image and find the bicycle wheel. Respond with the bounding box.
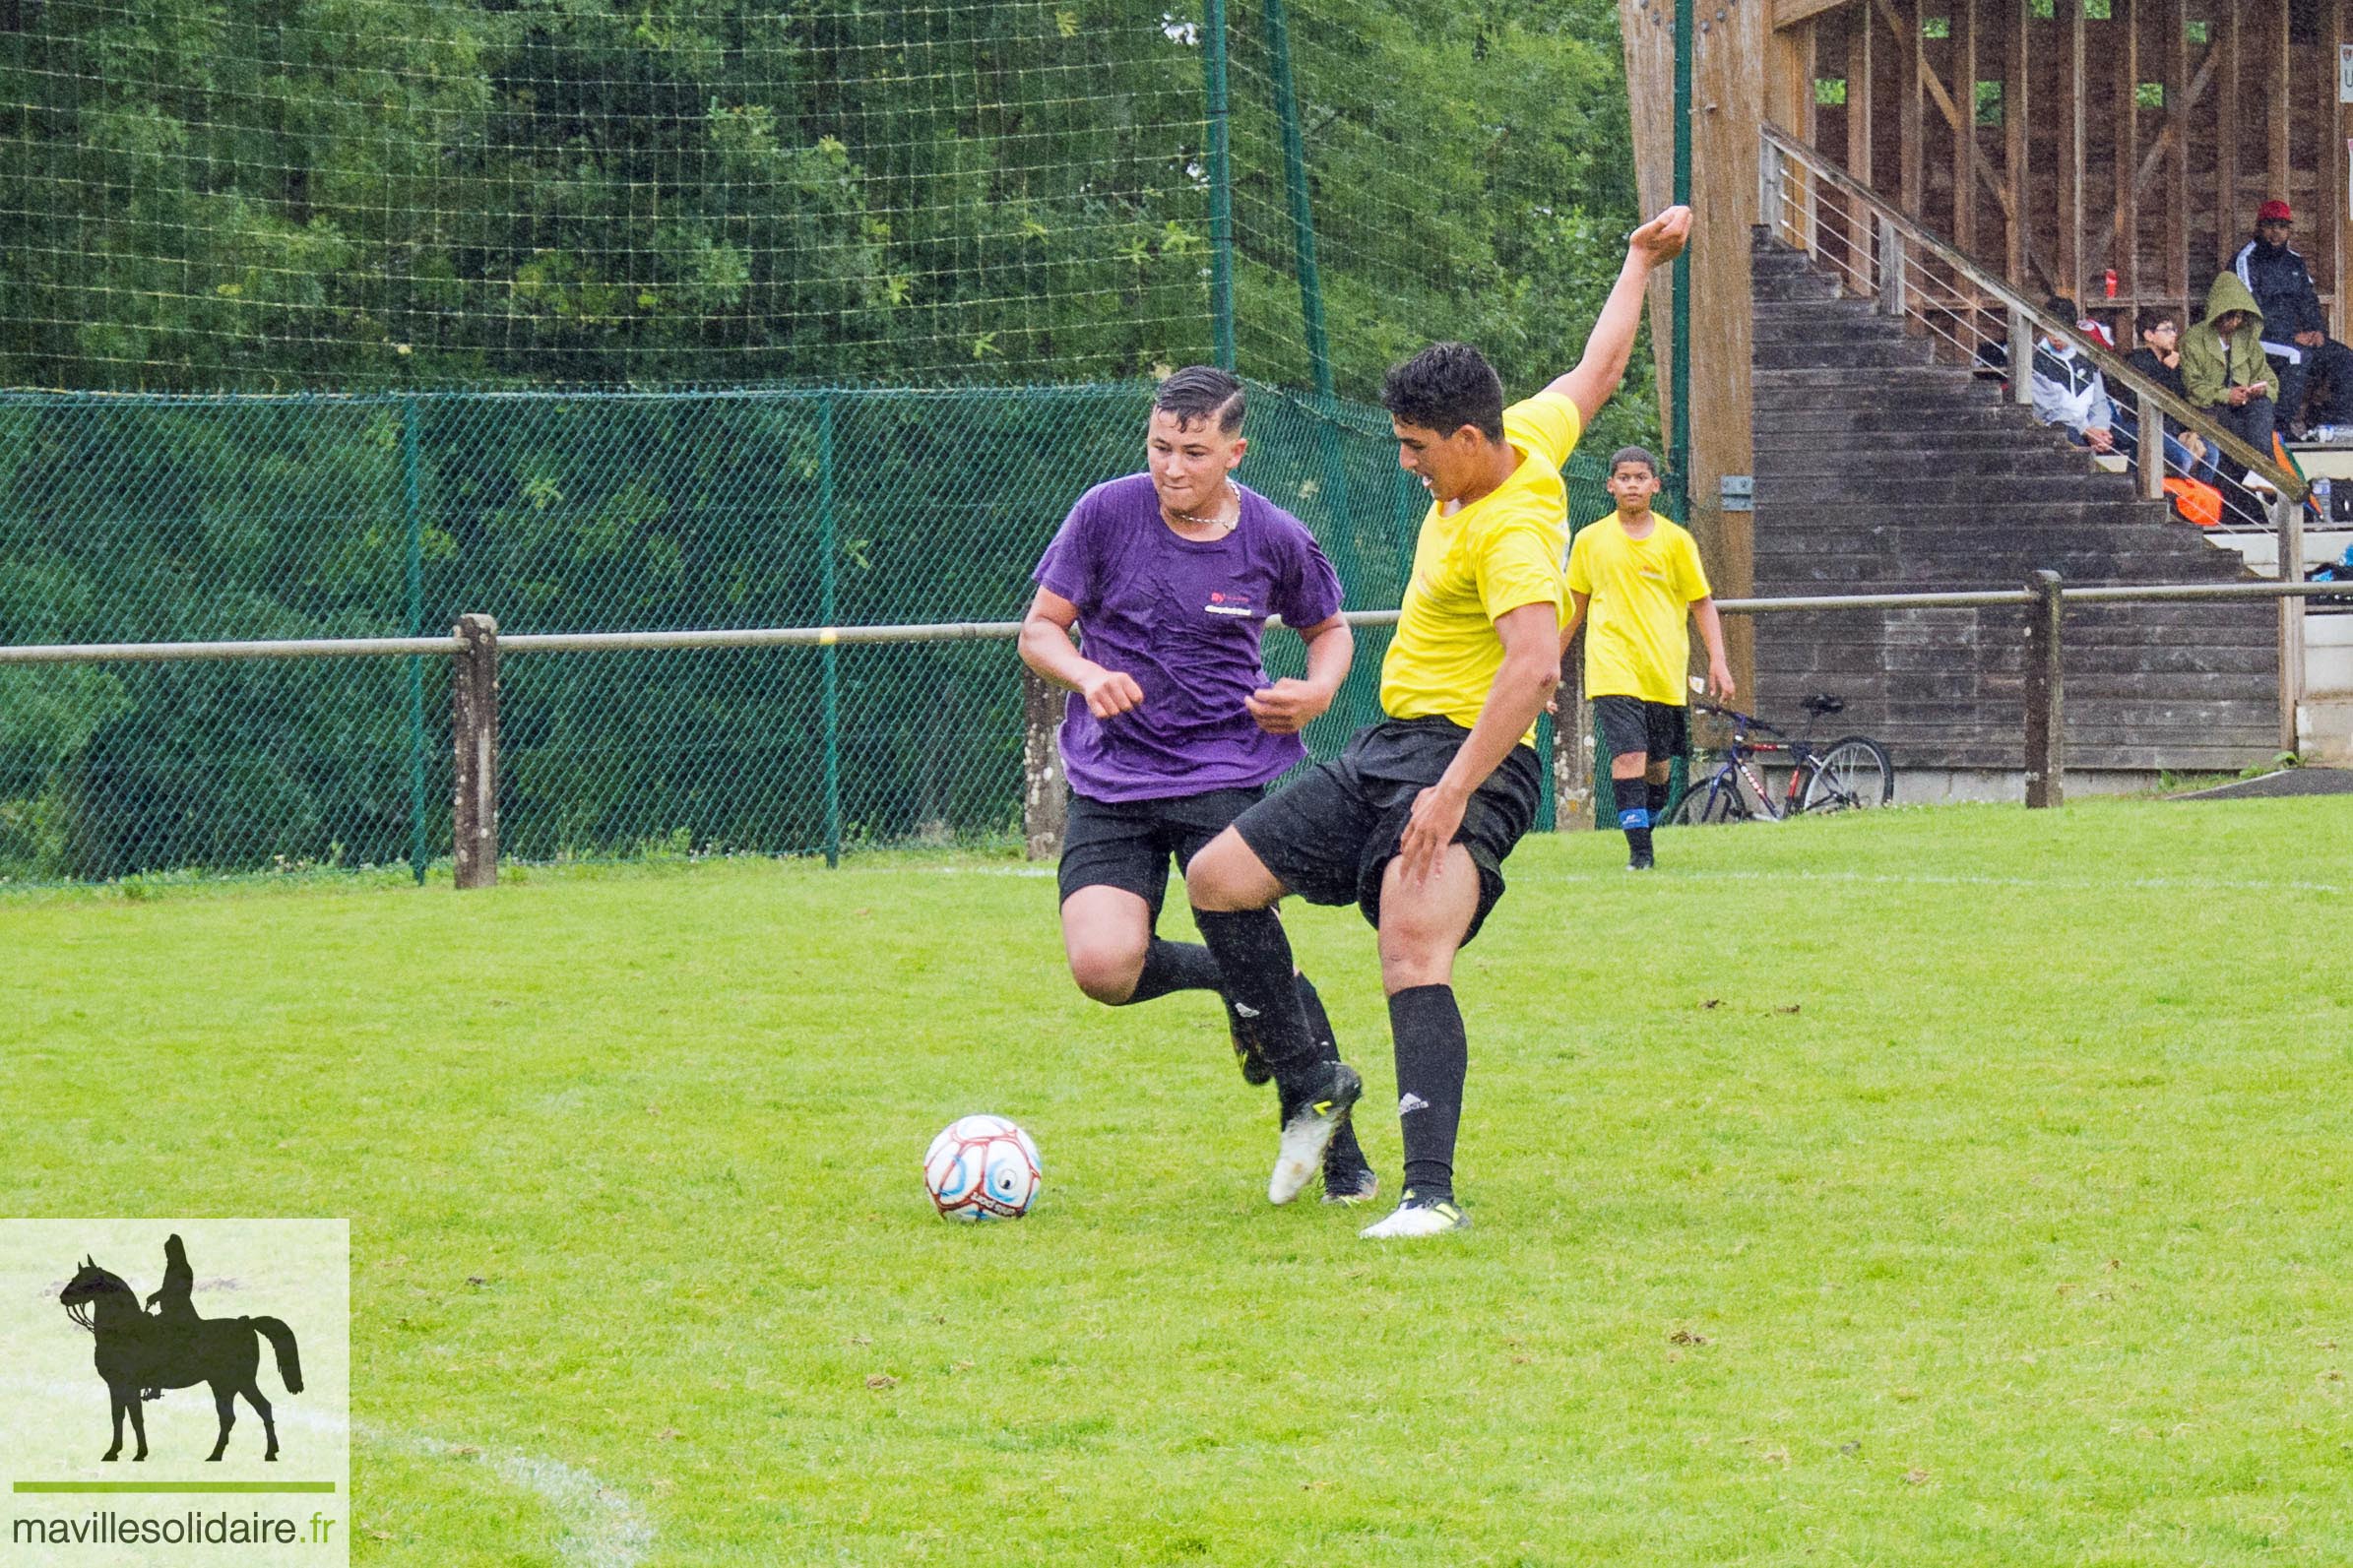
[1800,737,1893,812]
[1672,776,1745,825]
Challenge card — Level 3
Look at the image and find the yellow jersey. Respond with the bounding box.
[1376,392,1579,743]
[1564,514,1712,705]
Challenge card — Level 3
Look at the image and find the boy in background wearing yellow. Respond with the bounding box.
[1561,447,1732,869]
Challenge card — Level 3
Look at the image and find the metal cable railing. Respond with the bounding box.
[1,578,2333,887]
[1759,123,2309,510]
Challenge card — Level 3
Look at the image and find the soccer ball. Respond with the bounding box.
[922,1114,1043,1222]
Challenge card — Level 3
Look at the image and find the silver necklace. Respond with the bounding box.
[1165,478,1240,530]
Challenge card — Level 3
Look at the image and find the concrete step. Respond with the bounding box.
[1754,365,1988,393]
[1754,341,1940,371]
[1757,404,2054,435]
[1754,448,2134,478]
[1752,475,2165,506]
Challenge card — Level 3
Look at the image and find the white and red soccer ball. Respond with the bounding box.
[922,1114,1043,1222]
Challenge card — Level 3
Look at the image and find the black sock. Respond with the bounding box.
[1389,983,1467,1202]
[1191,909,1320,1100]
[1123,938,1222,1005]
[1617,786,1653,859]
[1645,779,1671,819]
[1298,974,1368,1171]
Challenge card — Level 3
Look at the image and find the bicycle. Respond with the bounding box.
[1669,692,1893,824]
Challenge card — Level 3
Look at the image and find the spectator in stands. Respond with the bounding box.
[2125,306,2219,483]
[2232,199,2353,437]
[2181,272,2279,522]
[2030,296,2120,457]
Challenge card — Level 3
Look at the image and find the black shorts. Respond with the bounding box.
[1593,695,1688,764]
[1230,717,1543,947]
[1056,785,1266,919]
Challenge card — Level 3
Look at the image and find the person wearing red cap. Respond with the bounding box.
[2232,199,2353,436]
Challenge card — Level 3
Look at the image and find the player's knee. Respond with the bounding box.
[1378,937,1455,993]
[1066,941,1144,1005]
[1183,829,1271,911]
[1610,757,1647,782]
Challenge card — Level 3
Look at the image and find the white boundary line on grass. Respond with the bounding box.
[908,863,2349,896]
[1558,867,2353,897]
[354,1422,654,1568]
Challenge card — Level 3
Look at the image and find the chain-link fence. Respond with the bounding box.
[0,380,1653,882]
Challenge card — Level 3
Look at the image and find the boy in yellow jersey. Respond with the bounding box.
[1563,446,1733,870]
[1183,207,1693,1238]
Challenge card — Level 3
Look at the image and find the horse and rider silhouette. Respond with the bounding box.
[59,1235,303,1463]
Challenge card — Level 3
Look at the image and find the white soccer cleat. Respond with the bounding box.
[1359,1195,1469,1239]
[1268,1063,1362,1205]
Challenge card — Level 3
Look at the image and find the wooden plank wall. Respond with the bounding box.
[1781,0,2351,339]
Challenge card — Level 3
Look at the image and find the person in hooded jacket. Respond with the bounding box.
[2231,199,2353,435]
[2182,272,2280,523]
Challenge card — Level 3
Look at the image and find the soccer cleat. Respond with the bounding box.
[1268,1062,1363,1205]
[1320,1153,1379,1205]
[1230,1024,1273,1086]
[1360,1191,1470,1239]
[1626,847,1655,871]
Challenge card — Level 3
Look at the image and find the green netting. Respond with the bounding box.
[0,0,1664,881]
[1,382,1659,881]
[0,382,1650,881]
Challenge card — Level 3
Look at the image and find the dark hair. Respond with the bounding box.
[1153,366,1245,433]
[1609,446,1659,476]
[1379,342,1505,441]
[2044,294,2079,320]
[2136,306,2179,337]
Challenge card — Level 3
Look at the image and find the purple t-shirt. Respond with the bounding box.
[1033,473,1345,802]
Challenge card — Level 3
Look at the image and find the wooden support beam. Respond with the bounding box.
[2266,0,2290,213]
[1952,0,1978,254]
[2006,0,2028,287]
[1900,0,1926,216]
[2060,0,2085,298]
[1850,0,1876,285]
[2164,0,2190,308]
[2112,0,2138,302]
[2023,571,2066,808]
[1766,20,1819,247]
[2328,0,2346,337]
[1774,0,1850,28]
[2218,3,2240,271]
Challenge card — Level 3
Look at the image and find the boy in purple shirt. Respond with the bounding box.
[1018,367,1375,1202]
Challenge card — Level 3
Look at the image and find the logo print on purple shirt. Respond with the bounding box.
[1204,590,1255,617]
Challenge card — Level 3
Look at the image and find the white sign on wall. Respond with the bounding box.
[2340,42,2353,102]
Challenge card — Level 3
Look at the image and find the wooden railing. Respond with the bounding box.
[1760,121,2308,744]
[1760,123,2307,505]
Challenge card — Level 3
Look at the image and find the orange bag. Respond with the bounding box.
[2163,476,2223,527]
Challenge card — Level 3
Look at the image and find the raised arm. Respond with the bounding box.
[1545,207,1693,428]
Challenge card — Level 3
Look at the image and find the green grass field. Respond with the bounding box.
[6,796,2350,1566]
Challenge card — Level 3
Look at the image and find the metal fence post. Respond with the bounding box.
[1201,0,1237,371]
[2022,571,2065,808]
[1022,666,1067,859]
[818,392,843,867]
[453,612,500,888]
[402,395,427,885]
[2273,488,2306,756]
[2008,306,2034,407]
